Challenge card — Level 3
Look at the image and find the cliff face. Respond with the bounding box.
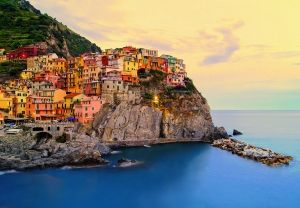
[92,88,227,146]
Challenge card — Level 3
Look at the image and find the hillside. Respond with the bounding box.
[0,0,101,57]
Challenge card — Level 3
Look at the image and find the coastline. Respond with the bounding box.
[0,131,293,172]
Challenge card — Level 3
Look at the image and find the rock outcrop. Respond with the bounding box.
[233,129,243,136]
[116,158,143,168]
[92,90,227,146]
[212,138,293,166]
[0,132,110,171]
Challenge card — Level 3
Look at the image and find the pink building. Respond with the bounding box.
[34,70,59,87]
[166,72,186,87]
[74,96,105,124]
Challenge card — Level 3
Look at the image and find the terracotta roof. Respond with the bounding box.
[64,93,80,99]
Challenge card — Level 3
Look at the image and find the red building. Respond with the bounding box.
[101,56,109,67]
[121,74,139,84]
[7,45,46,60]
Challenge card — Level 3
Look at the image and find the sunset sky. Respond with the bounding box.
[30,0,300,110]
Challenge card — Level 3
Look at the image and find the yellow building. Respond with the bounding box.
[14,90,28,117]
[123,56,139,77]
[64,93,80,117]
[66,57,84,93]
[20,69,34,80]
[0,55,7,63]
[48,58,67,74]
[54,89,67,103]
[0,91,13,115]
[0,49,6,63]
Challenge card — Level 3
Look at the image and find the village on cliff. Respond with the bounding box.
[0,45,187,125]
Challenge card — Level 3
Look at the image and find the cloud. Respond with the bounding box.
[129,37,174,52]
[201,22,244,65]
[272,51,300,58]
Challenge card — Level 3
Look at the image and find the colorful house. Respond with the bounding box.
[13,89,28,117]
[25,95,56,121]
[0,91,13,115]
[161,55,177,73]
[139,48,158,57]
[0,49,6,63]
[123,56,139,77]
[7,45,40,60]
[27,53,58,72]
[20,69,34,80]
[0,112,4,124]
[63,93,84,117]
[74,96,104,124]
[47,58,67,73]
[166,72,186,87]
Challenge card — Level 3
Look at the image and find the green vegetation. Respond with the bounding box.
[0,0,101,57]
[140,69,166,88]
[19,125,31,132]
[0,60,26,75]
[184,77,197,92]
[143,92,154,100]
[56,133,67,143]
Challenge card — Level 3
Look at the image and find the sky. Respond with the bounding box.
[30,0,300,110]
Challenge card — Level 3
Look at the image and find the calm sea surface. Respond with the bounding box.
[0,110,300,208]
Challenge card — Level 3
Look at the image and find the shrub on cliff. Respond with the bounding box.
[56,133,67,143]
[0,61,26,75]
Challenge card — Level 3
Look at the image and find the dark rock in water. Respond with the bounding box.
[233,129,243,136]
[116,158,142,168]
[212,127,229,140]
[212,138,293,166]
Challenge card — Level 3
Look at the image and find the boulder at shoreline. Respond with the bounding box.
[233,129,243,136]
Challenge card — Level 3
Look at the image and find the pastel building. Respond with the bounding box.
[13,89,28,117]
[0,91,13,115]
[25,95,55,121]
[7,45,46,60]
[47,58,67,73]
[25,88,66,121]
[74,96,104,124]
[122,56,139,83]
[0,49,6,63]
[161,55,177,73]
[101,77,140,104]
[166,72,186,87]
[139,48,158,57]
[63,93,86,117]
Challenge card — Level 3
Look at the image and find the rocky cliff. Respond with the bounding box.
[91,77,227,146]
[0,132,110,171]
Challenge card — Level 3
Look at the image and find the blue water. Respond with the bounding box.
[1,111,300,208]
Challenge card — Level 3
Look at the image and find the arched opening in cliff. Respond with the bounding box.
[34,131,53,145]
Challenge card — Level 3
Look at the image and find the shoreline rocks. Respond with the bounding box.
[0,133,110,171]
[212,138,293,166]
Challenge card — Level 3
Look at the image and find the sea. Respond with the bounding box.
[0,110,299,208]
